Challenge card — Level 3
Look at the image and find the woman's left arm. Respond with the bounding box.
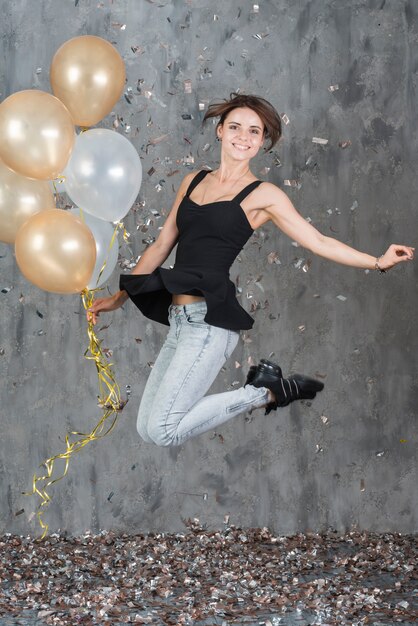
[261,184,414,271]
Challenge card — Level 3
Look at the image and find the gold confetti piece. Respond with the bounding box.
[400,439,407,443]
[267,251,281,264]
[360,479,366,491]
[312,137,329,145]
[302,259,311,272]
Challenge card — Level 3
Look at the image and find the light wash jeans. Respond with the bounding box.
[137,301,269,446]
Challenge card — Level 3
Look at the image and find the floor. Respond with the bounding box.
[0,523,416,625]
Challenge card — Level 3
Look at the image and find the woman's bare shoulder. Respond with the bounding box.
[178,169,208,193]
[256,181,288,205]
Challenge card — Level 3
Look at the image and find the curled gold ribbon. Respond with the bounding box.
[26,286,127,539]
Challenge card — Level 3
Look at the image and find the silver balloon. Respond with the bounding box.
[64,129,142,222]
[69,208,119,289]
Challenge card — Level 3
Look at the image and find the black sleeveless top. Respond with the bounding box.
[119,170,262,330]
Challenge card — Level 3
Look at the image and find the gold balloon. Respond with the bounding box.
[15,210,96,294]
[50,35,126,127]
[0,160,56,243]
[0,90,75,180]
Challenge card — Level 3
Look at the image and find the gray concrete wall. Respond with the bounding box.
[0,0,417,536]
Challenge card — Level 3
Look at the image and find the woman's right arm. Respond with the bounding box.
[87,171,197,324]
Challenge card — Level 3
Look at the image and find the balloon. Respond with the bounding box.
[69,208,119,288]
[0,160,56,244]
[50,35,126,127]
[0,90,75,180]
[64,129,142,222]
[15,210,96,294]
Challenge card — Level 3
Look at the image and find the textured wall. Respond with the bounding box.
[0,0,417,536]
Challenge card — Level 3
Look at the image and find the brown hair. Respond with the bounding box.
[203,93,282,150]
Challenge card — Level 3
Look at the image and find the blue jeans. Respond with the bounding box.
[137,301,269,446]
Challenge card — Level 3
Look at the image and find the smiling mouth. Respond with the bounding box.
[232,143,250,151]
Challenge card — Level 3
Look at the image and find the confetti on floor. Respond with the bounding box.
[0,524,416,624]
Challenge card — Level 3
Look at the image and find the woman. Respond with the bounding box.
[88,93,414,447]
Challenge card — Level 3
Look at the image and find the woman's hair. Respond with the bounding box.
[203,93,282,150]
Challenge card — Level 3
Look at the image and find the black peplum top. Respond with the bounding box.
[119,169,262,331]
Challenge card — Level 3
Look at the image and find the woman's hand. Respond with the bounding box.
[86,290,128,325]
[377,244,415,271]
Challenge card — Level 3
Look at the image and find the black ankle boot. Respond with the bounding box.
[247,359,324,415]
[245,359,281,387]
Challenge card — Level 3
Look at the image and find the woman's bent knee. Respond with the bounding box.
[147,421,177,447]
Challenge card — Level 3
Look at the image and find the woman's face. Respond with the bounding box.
[217,107,265,161]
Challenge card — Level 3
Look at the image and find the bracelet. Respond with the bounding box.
[374,256,387,274]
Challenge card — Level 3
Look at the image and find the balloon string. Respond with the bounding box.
[24,288,127,539]
[95,222,124,287]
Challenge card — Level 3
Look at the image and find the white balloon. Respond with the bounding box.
[69,208,119,288]
[65,129,142,222]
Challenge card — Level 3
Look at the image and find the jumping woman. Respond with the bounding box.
[88,93,414,447]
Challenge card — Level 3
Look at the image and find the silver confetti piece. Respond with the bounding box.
[312,137,329,145]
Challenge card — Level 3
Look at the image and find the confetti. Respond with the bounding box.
[280,113,290,125]
[252,4,260,12]
[267,252,281,265]
[1,287,12,294]
[339,140,352,148]
[312,136,329,145]
[183,79,192,93]
[284,179,301,189]
[336,294,347,301]
[328,83,340,91]
[320,414,329,424]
